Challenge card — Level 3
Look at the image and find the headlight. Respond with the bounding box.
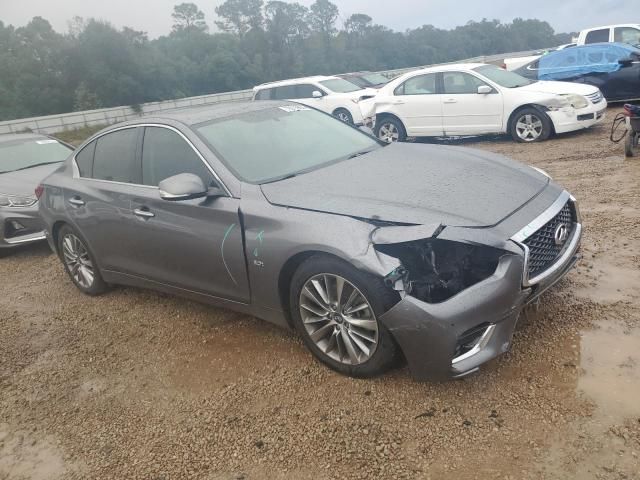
[0,194,38,207]
[377,239,504,303]
[561,94,589,109]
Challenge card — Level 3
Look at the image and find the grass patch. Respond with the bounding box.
[53,124,108,146]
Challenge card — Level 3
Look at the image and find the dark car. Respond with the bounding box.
[0,133,74,255]
[38,102,582,381]
[337,71,393,89]
[515,42,640,102]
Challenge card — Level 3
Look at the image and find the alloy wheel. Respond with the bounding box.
[299,274,379,365]
[62,233,95,289]
[515,113,543,141]
[378,122,400,143]
[335,111,351,123]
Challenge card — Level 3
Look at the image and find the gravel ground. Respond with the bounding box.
[1,114,639,479]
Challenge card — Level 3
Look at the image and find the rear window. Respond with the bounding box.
[75,140,96,177]
[585,29,609,44]
[92,128,139,183]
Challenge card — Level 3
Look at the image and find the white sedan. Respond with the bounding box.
[360,63,607,143]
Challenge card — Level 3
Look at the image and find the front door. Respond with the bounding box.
[441,71,504,135]
[126,126,250,303]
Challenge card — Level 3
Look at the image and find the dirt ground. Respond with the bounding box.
[1,113,639,480]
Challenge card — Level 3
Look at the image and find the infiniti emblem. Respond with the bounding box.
[554,223,569,246]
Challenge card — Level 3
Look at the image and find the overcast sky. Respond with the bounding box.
[0,0,635,38]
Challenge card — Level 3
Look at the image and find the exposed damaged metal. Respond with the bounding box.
[376,238,504,303]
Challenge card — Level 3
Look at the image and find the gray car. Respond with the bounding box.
[0,133,74,254]
[38,101,582,381]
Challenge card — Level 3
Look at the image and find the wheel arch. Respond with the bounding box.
[278,250,345,329]
[375,111,406,129]
[51,220,69,256]
[507,104,556,135]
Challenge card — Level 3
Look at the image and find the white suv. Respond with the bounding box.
[252,76,375,126]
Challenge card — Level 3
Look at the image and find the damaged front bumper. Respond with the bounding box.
[380,234,580,381]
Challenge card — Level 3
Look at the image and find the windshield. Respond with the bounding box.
[361,73,390,86]
[319,78,363,93]
[474,65,534,88]
[0,138,71,174]
[196,106,381,184]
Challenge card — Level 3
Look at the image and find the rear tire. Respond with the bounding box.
[510,107,552,143]
[333,108,354,124]
[375,116,407,143]
[289,254,399,378]
[57,225,109,296]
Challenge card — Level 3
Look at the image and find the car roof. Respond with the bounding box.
[111,101,301,128]
[583,23,640,30]
[253,76,339,90]
[0,132,53,144]
[405,63,488,76]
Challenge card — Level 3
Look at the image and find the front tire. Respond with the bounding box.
[333,108,354,124]
[510,107,552,143]
[57,225,108,296]
[375,116,407,143]
[289,254,399,378]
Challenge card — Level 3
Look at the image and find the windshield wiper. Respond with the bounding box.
[10,161,61,172]
[261,173,298,185]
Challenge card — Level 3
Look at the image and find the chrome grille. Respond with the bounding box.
[585,91,604,104]
[523,202,575,279]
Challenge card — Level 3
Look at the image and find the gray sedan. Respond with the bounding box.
[0,133,74,254]
[38,101,582,381]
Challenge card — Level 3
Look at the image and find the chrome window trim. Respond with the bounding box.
[510,190,582,287]
[71,123,232,197]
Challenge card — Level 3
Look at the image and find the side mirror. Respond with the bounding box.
[477,85,493,94]
[159,173,208,201]
[312,90,323,99]
[619,57,634,67]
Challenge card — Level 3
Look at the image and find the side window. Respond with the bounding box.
[443,72,488,94]
[75,140,96,177]
[585,29,609,44]
[273,85,298,100]
[92,128,139,183]
[142,127,214,187]
[296,84,319,98]
[395,73,437,95]
[614,27,640,45]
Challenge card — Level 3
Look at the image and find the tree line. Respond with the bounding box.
[0,0,573,121]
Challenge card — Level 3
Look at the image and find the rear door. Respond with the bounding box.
[64,127,141,273]
[126,126,250,303]
[391,73,443,136]
[441,71,504,135]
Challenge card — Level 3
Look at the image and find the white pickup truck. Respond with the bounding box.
[576,24,640,46]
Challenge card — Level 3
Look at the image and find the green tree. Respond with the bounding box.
[308,0,338,36]
[171,3,208,33]
[215,0,264,35]
[344,13,372,36]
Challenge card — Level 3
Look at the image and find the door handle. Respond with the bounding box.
[393,100,405,105]
[134,208,155,219]
[68,197,85,207]
[443,98,458,104]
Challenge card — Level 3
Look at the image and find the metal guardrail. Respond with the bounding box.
[0,48,545,135]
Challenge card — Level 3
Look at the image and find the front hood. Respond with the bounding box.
[517,80,599,96]
[0,163,61,196]
[261,143,549,227]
